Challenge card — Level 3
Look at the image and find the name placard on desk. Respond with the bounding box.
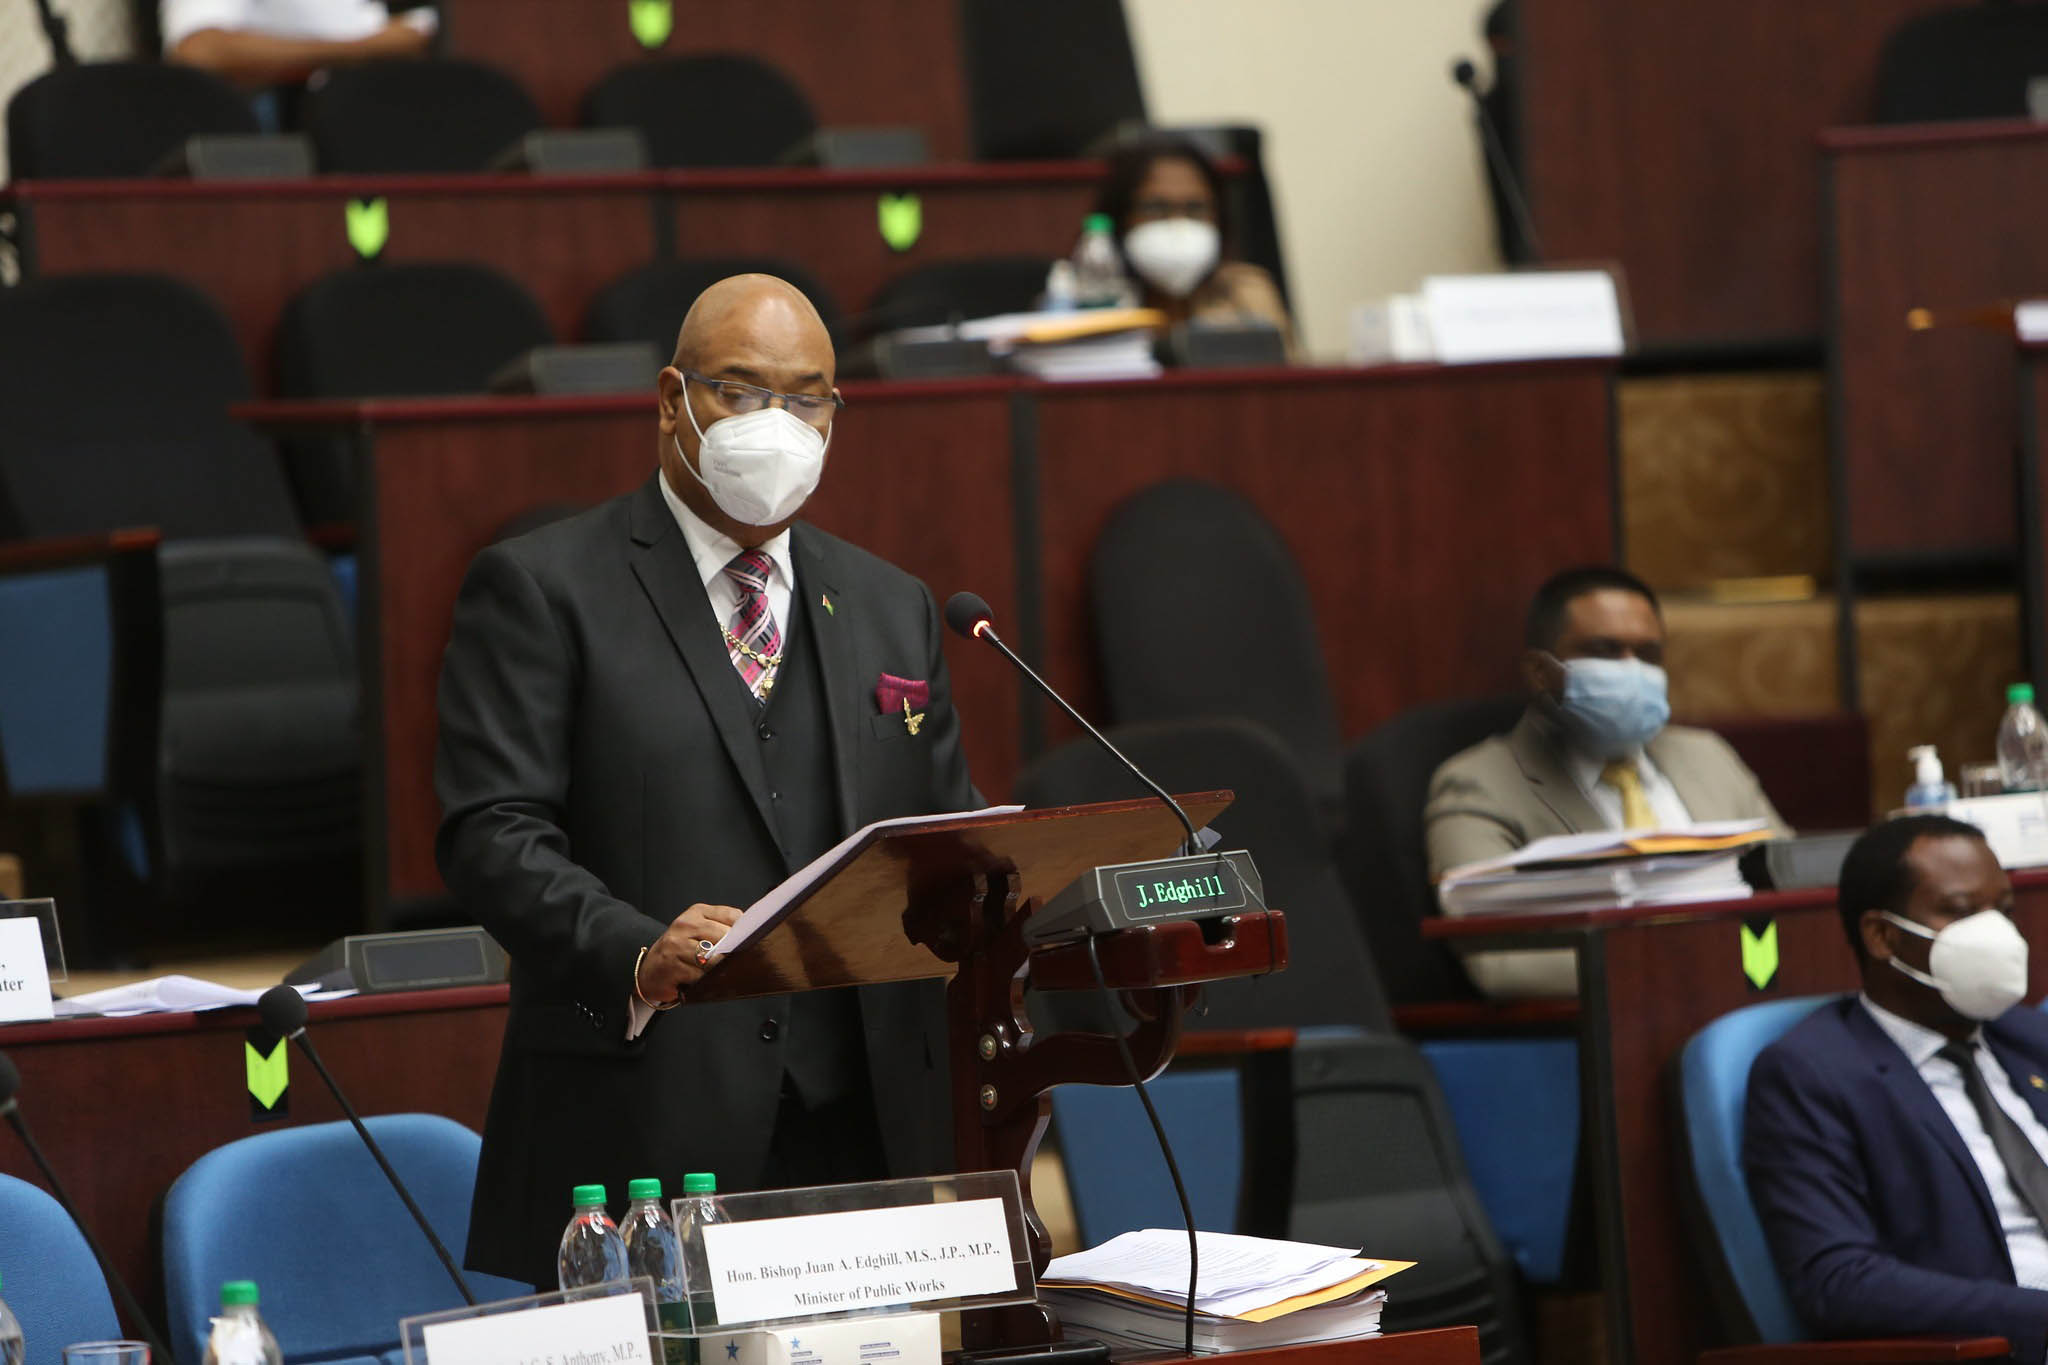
[704,1197,1015,1323]
[0,903,58,1023]
[402,1281,657,1365]
[1421,270,1627,364]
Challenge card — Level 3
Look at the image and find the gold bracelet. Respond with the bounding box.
[634,946,681,1011]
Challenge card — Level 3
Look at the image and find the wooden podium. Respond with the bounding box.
[688,793,1290,1348]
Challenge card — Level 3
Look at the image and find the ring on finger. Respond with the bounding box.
[695,938,716,966]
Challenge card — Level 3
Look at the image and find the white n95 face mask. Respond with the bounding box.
[678,388,830,528]
[1881,909,2030,1021]
[1122,218,1221,298]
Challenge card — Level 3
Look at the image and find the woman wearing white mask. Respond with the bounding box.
[1096,134,1297,358]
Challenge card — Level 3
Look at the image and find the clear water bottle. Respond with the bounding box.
[1071,213,1133,309]
[622,1179,689,1365]
[558,1184,629,1291]
[202,1280,282,1365]
[674,1172,726,1337]
[0,1271,23,1365]
[1998,683,2048,792]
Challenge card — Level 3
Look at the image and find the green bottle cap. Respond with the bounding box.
[627,1178,662,1201]
[1083,212,1114,235]
[2011,683,2035,706]
[571,1184,607,1207]
[220,1281,260,1308]
[683,1172,717,1194]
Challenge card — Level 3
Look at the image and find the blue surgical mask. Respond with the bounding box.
[1548,655,1670,758]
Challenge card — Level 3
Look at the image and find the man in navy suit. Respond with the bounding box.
[1746,814,2048,1357]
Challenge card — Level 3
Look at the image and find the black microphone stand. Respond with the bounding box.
[28,0,77,67]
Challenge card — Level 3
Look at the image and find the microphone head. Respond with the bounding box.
[0,1051,18,1106]
[944,591,995,640]
[257,984,308,1036]
[1451,57,1478,88]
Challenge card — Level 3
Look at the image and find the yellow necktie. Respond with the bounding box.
[1600,758,1657,829]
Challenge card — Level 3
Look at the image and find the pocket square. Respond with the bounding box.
[875,673,931,716]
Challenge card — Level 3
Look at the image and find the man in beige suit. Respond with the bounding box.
[1426,567,1785,997]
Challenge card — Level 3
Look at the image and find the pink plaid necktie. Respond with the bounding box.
[722,549,782,701]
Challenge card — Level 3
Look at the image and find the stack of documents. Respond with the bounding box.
[1038,1229,1410,1354]
[53,976,349,1018]
[888,308,1166,382]
[1438,819,1773,917]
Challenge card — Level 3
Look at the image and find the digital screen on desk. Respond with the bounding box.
[1110,859,1251,925]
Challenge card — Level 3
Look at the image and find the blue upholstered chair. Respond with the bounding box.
[1051,1067,1246,1247]
[0,1174,121,1365]
[162,1114,527,1365]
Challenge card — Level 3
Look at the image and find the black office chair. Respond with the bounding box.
[301,59,542,173]
[1340,695,1525,1005]
[5,61,257,180]
[0,273,360,949]
[959,0,1147,159]
[861,257,1056,335]
[1272,1029,1532,1364]
[274,263,555,523]
[1089,479,1345,811]
[585,258,844,354]
[1011,717,1390,1033]
[580,55,815,167]
[1875,3,2048,123]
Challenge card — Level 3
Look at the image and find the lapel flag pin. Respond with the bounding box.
[821,593,835,616]
[902,697,925,736]
[2032,1075,2045,1090]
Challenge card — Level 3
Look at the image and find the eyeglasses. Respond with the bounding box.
[683,371,843,427]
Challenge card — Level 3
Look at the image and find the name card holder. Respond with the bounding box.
[675,1170,1036,1342]
[0,899,65,1024]
[399,1278,660,1365]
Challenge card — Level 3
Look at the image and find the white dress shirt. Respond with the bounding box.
[1565,745,1693,830]
[1861,994,2048,1290]
[162,0,399,48]
[627,471,795,1036]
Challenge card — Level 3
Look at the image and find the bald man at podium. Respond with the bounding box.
[435,275,978,1288]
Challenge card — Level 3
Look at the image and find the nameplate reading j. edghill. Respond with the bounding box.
[702,1198,1016,1324]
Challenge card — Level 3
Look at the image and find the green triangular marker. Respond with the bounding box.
[246,1038,289,1110]
[345,198,390,260]
[877,193,922,252]
[628,0,673,49]
[1740,920,1780,991]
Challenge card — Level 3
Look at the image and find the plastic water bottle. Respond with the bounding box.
[202,1280,282,1365]
[1998,683,2048,792]
[1071,213,1133,309]
[558,1184,629,1291]
[1905,745,1957,810]
[673,1172,726,1337]
[0,1271,24,1365]
[622,1179,689,1365]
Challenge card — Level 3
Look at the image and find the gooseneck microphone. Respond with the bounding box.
[1451,56,1544,262]
[0,1051,180,1365]
[944,592,1199,855]
[256,987,477,1306]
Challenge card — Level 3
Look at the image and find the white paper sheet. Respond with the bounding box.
[1041,1230,1367,1318]
[52,975,353,1018]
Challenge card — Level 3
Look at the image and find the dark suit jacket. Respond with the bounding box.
[435,477,978,1288]
[1745,997,2048,1360]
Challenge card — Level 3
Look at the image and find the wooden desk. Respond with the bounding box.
[9,163,1104,389]
[239,361,1616,916]
[0,986,509,1325]
[1423,873,2048,1365]
[1519,0,1928,351]
[1824,120,2048,569]
[436,0,973,153]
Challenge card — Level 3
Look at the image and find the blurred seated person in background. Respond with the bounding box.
[1097,133,1296,355]
[163,0,435,91]
[1747,816,2048,1357]
[1425,565,1785,996]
